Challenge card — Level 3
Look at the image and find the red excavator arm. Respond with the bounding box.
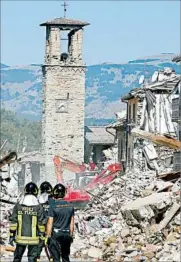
[53,155,83,183]
[53,156,64,183]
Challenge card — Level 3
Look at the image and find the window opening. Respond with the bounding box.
[61,31,69,54]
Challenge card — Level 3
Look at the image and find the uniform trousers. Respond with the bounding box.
[37,240,44,259]
[49,232,72,262]
[13,244,38,262]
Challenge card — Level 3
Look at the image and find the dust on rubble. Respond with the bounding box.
[0,153,180,262]
[71,168,180,262]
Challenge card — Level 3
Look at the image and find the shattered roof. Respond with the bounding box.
[107,110,127,128]
[85,126,115,145]
[122,75,181,101]
[40,17,89,27]
[172,55,181,63]
[106,119,126,128]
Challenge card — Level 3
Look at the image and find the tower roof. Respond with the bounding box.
[40,17,89,27]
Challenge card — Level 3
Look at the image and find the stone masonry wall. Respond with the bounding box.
[41,23,86,185]
[45,27,83,66]
[45,27,61,65]
[68,29,83,64]
[42,65,85,185]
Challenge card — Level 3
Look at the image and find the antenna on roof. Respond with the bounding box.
[61,0,68,18]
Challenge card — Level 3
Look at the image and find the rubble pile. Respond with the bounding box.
[0,162,20,249]
[71,169,180,262]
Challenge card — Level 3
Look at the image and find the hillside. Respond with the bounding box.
[0,109,41,152]
[1,53,180,122]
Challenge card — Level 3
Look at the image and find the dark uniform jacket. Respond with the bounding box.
[48,199,74,233]
[38,193,53,223]
[9,195,45,245]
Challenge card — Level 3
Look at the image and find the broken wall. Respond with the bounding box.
[126,89,178,173]
[127,97,143,167]
[30,163,40,185]
[117,129,126,163]
[140,92,177,135]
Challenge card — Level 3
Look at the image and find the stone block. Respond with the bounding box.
[87,247,103,258]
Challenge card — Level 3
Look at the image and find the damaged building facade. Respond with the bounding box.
[17,151,44,191]
[69,66,181,262]
[0,151,44,195]
[109,68,180,175]
[172,55,181,172]
[106,111,127,165]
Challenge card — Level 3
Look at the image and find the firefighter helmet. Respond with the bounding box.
[53,183,66,199]
[40,181,52,194]
[24,182,39,197]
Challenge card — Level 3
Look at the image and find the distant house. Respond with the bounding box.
[121,68,180,173]
[84,126,115,164]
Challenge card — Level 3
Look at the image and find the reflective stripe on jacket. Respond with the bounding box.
[9,203,45,245]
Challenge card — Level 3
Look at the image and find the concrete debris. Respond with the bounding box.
[87,247,103,259]
[71,168,180,261]
[132,128,181,150]
[103,146,119,167]
[1,152,180,262]
[157,202,180,231]
[0,154,22,256]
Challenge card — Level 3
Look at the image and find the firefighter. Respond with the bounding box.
[45,183,75,262]
[9,182,45,262]
[38,181,53,217]
[37,181,53,260]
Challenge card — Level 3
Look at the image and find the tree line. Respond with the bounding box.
[0,109,41,152]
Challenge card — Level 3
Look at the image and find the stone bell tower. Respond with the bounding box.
[40,17,89,185]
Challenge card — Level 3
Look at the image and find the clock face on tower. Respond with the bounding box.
[55,99,68,113]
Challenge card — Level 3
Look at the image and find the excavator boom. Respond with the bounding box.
[53,156,64,183]
[53,155,122,209]
[53,155,83,183]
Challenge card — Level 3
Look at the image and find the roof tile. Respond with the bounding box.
[40,17,89,27]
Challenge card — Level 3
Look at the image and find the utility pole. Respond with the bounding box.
[61,0,68,18]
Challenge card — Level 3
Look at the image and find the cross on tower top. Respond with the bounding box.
[61,1,68,18]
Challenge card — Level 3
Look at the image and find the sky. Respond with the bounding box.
[1,0,180,66]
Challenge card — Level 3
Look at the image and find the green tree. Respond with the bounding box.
[0,109,41,152]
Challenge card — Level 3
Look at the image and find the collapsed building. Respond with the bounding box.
[171,55,181,172]
[65,67,179,261]
[68,68,181,262]
[106,111,127,166]
[108,68,181,175]
[17,151,44,191]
